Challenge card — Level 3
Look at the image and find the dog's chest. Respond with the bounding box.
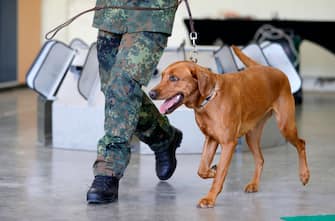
[195,114,217,137]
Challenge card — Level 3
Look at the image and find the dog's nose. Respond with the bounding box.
[149,90,158,99]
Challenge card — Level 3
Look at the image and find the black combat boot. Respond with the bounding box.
[155,128,183,180]
[87,175,119,204]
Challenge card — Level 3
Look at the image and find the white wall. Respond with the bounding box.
[41,0,335,77]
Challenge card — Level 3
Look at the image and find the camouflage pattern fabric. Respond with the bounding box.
[93,30,175,178]
[93,0,178,35]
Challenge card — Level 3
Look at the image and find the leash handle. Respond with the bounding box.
[45,7,99,40]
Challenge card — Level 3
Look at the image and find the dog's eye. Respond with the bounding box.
[169,75,179,82]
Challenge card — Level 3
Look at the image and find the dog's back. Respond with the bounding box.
[228,45,292,96]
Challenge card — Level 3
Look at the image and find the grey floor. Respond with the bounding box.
[0,88,335,221]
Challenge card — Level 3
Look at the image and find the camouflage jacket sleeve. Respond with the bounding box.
[92,0,178,35]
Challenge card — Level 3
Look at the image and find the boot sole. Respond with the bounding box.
[87,193,118,204]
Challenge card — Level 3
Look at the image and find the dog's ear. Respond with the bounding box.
[191,67,215,97]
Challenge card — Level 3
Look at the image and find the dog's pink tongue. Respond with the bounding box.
[159,96,179,114]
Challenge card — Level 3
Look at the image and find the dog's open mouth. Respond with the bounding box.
[159,93,184,115]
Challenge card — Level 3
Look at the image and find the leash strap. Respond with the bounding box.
[45,7,97,40]
[45,0,184,40]
[44,0,199,63]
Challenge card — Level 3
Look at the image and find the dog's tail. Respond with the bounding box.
[231,45,259,67]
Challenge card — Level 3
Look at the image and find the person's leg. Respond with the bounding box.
[93,30,136,179]
[113,31,182,180]
[135,93,182,180]
[88,31,182,204]
[87,30,125,204]
[93,32,169,179]
[112,31,183,180]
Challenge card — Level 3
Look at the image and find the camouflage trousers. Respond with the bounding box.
[93,30,175,179]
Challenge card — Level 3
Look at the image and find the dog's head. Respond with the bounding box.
[149,61,216,114]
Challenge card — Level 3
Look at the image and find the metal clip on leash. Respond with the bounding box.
[189,32,198,63]
[184,0,198,63]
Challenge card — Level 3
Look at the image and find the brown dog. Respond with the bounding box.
[149,46,310,208]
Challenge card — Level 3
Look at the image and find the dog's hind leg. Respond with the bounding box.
[198,136,219,179]
[244,115,269,193]
[273,94,310,186]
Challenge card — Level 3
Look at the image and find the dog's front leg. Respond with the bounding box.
[197,141,237,208]
[198,136,218,179]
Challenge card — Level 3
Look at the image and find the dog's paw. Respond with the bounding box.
[198,165,216,179]
[244,183,259,193]
[207,165,217,178]
[300,169,310,186]
[197,197,215,208]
